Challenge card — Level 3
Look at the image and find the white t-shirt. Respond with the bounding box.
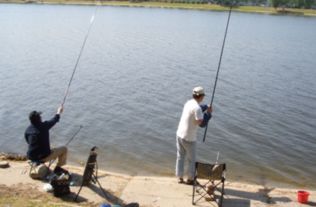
[176,99,203,142]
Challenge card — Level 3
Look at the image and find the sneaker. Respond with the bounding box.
[186,179,194,185]
[178,178,184,184]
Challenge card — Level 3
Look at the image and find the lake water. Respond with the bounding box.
[0,3,315,189]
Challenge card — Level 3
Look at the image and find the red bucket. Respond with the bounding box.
[297,190,310,204]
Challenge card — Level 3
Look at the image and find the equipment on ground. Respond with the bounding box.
[74,146,107,201]
[192,162,226,206]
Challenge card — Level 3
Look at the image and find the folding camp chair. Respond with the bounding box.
[192,162,226,207]
[28,159,55,179]
[74,146,107,201]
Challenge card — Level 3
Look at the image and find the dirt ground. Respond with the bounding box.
[0,158,315,207]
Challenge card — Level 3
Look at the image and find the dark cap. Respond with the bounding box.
[29,111,42,124]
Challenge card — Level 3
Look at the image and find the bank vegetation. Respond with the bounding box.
[1,0,316,17]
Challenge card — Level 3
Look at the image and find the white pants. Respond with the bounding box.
[175,136,196,180]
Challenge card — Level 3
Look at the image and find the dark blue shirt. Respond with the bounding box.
[24,114,60,161]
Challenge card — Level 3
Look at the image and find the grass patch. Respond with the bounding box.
[0,184,98,207]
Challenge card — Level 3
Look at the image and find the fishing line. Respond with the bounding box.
[61,7,98,107]
[203,5,233,142]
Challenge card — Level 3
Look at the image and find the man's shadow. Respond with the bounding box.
[223,186,292,206]
[68,172,125,205]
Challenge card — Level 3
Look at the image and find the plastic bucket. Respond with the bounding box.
[99,204,111,207]
[297,190,310,204]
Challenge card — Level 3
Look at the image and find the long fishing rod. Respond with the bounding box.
[61,7,98,107]
[203,4,233,143]
[65,125,83,146]
[48,125,83,167]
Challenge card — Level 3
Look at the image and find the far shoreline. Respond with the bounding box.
[1,0,316,17]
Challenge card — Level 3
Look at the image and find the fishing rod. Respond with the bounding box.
[203,4,233,143]
[65,125,83,146]
[61,7,98,107]
[48,125,83,167]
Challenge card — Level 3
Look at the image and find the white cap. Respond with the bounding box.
[192,86,205,96]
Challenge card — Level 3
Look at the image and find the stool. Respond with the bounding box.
[28,159,54,179]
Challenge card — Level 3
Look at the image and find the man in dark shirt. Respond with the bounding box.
[25,105,67,167]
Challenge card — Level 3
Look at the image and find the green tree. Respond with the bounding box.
[270,0,289,9]
[304,0,313,8]
[297,0,305,7]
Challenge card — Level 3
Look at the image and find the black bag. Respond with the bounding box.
[54,166,70,176]
[50,166,71,197]
[51,178,70,197]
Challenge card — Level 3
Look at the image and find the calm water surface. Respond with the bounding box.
[0,3,315,189]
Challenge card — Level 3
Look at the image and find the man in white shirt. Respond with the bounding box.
[176,86,212,185]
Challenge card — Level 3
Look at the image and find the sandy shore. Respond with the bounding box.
[0,160,315,207]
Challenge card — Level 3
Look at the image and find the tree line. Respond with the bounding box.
[270,0,315,9]
[128,0,316,9]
